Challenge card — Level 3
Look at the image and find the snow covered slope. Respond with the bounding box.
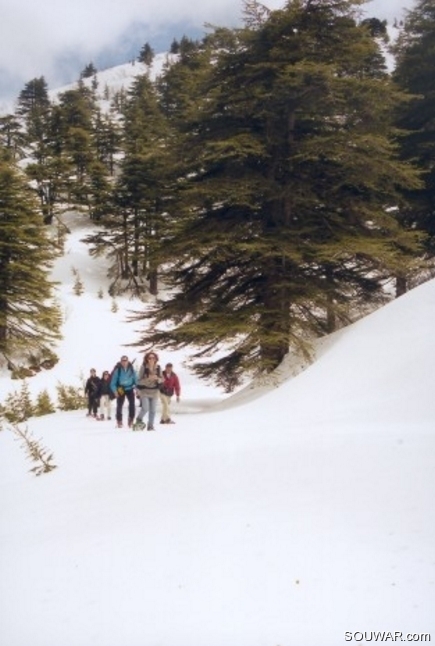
[0,212,434,646]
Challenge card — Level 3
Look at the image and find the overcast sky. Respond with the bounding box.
[0,0,414,103]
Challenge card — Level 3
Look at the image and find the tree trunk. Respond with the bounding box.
[396,274,408,297]
[149,269,158,296]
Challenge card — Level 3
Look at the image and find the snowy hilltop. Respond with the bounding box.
[0,210,434,646]
[0,52,174,117]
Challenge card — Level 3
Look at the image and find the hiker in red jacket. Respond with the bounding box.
[159,363,181,424]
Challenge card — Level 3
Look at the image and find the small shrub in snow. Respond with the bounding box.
[56,382,86,411]
[73,273,85,296]
[1,381,34,423]
[34,389,56,416]
[10,424,57,476]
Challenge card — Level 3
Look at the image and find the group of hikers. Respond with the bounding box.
[84,351,181,431]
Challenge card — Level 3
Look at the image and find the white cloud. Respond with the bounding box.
[0,0,413,102]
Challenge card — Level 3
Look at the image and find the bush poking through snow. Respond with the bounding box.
[56,382,86,411]
[34,389,56,416]
[0,381,34,423]
[73,273,85,296]
[10,423,57,476]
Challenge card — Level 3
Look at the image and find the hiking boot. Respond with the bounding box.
[147,424,155,431]
[167,419,175,424]
[108,416,111,421]
[128,418,133,428]
[117,421,123,429]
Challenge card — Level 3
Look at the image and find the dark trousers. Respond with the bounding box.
[88,394,99,415]
[115,389,136,422]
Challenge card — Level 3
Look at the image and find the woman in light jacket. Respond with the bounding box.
[135,351,162,431]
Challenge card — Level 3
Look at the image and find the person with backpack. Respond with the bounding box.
[110,355,137,428]
[134,351,162,431]
[97,370,114,420]
[159,362,181,424]
[85,368,101,418]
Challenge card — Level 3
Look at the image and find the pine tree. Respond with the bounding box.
[0,115,26,161]
[73,272,85,295]
[133,0,422,389]
[34,389,56,416]
[170,38,180,54]
[16,77,51,157]
[18,86,70,225]
[57,83,99,209]
[80,62,98,79]
[138,42,154,66]
[0,156,62,361]
[19,380,34,420]
[93,109,121,176]
[392,0,435,287]
[85,74,175,296]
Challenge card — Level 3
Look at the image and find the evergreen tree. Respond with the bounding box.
[178,35,200,60]
[0,156,62,361]
[138,42,155,65]
[34,389,56,416]
[134,0,422,389]
[0,115,26,161]
[24,103,73,225]
[170,38,180,54]
[16,80,72,225]
[16,77,51,155]
[18,380,34,420]
[57,83,106,213]
[392,0,435,287]
[80,62,98,79]
[58,84,95,178]
[93,109,121,175]
[85,74,175,295]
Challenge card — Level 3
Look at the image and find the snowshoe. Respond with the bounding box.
[132,420,145,431]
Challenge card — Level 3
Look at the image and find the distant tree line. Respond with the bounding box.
[0,0,434,388]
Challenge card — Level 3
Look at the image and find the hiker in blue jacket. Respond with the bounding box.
[110,355,137,428]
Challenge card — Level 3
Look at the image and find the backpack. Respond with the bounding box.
[109,359,135,389]
[137,364,162,390]
[142,365,162,379]
[159,370,176,397]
